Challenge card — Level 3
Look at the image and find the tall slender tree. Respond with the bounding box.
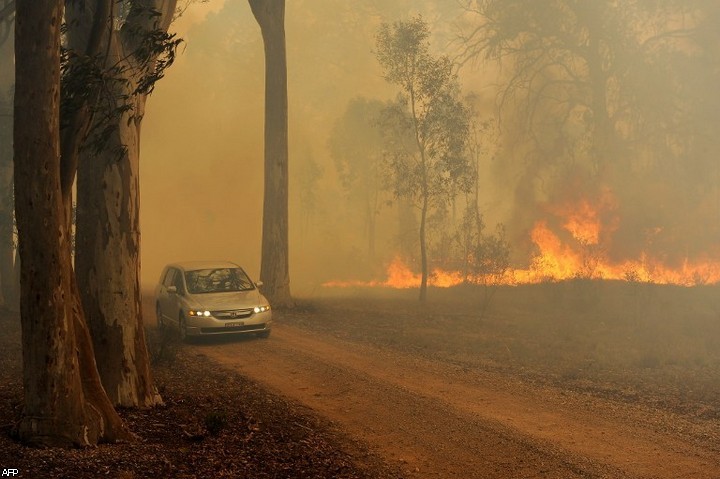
[249,0,292,307]
[376,16,472,302]
[14,0,130,446]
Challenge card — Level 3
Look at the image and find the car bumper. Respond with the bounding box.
[184,311,272,336]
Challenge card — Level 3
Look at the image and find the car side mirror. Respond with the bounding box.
[167,285,177,294]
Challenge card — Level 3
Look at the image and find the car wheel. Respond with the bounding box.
[179,315,189,342]
[257,330,271,339]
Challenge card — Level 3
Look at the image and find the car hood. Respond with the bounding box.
[186,290,267,310]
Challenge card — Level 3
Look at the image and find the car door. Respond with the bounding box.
[168,269,186,324]
[157,267,177,323]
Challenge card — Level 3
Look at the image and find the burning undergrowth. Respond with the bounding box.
[323,182,720,289]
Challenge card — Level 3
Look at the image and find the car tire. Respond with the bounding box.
[257,330,271,339]
[179,315,189,342]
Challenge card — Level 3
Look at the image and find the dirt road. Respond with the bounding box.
[189,322,720,479]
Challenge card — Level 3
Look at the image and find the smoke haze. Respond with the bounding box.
[139,0,720,290]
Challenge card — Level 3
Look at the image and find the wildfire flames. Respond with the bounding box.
[323,194,720,289]
[322,257,465,289]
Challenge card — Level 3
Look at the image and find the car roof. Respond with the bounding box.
[167,261,243,272]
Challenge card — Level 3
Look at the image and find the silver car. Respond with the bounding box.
[155,261,272,340]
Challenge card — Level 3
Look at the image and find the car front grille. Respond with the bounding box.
[212,308,254,320]
[200,323,266,334]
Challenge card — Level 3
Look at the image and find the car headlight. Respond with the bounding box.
[253,305,271,313]
[188,310,212,317]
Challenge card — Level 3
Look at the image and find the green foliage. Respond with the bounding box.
[448,201,510,317]
[454,203,510,281]
[60,48,123,154]
[60,4,182,158]
[130,24,183,96]
[375,15,473,208]
[376,16,435,88]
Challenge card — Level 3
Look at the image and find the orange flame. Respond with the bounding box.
[322,257,465,289]
[562,199,601,245]
[323,194,720,289]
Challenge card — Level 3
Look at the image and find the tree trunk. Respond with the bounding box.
[249,0,292,307]
[11,243,18,301]
[75,90,159,408]
[0,4,15,310]
[13,0,131,446]
[409,81,429,303]
[60,0,112,218]
[419,192,428,303]
[0,135,11,309]
[580,6,615,178]
[74,1,173,407]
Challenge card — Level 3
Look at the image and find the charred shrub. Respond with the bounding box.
[204,409,228,436]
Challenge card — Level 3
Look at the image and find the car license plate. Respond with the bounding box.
[225,321,244,327]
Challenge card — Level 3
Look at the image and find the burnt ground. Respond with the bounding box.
[0,308,401,479]
[1,281,719,478]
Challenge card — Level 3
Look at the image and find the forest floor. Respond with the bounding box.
[0,307,400,478]
[1,281,720,478]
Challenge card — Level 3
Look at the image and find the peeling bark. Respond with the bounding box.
[76,87,159,407]
[74,0,175,408]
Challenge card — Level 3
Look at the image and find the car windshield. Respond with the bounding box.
[184,268,255,294]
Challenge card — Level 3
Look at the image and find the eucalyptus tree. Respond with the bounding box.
[376,16,473,302]
[71,0,179,408]
[249,0,292,307]
[13,0,131,446]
